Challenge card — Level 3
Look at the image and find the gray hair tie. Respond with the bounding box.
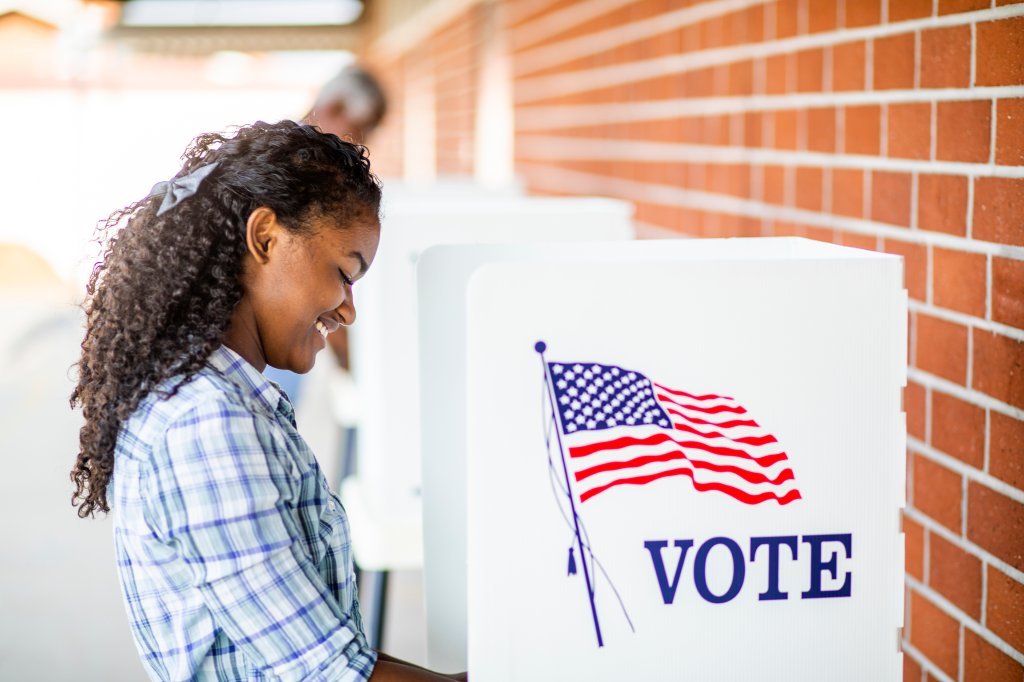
[148,161,219,215]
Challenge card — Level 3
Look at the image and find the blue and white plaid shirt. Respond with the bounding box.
[112,346,376,681]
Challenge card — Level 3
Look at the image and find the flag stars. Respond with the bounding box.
[551,361,672,434]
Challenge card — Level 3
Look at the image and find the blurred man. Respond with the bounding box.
[304,64,388,145]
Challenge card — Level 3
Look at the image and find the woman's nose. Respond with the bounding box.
[337,294,356,326]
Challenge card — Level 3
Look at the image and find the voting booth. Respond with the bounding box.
[419,238,906,680]
[342,193,633,577]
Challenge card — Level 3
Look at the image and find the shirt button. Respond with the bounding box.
[328,500,336,512]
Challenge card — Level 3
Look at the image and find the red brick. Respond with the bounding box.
[990,411,1024,489]
[845,105,881,154]
[729,5,765,45]
[882,239,927,301]
[929,532,983,618]
[921,26,972,88]
[996,99,1024,166]
[992,257,1024,328]
[904,513,925,580]
[890,0,932,21]
[796,48,824,92]
[775,0,799,38]
[871,171,912,226]
[917,314,968,384]
[832,168,864,217]
[905,380,926,438]
[974,177,1024,246]
[977,17,1024,86]
[903,654,922,682]
[766,54,790,94]
[986,564,1024,650]
[972,329,1024,410]
[936,100,992,163]
[837,230,877,251]
[888,103,931,160]
[918,174,968,235]
[774,109,799,149]
[806,107,836,152]
[833,41,866,91]
[873,33,916,90]
[728,60,754,96]
[969,482,1024,570]
[939,0,990,13]
[845,0,881,28]
[807,0,838,33]
[743,111,764,147]
[932,248,986,317]
[764,165,786,205]
[913,453,963,532]
[931,390,986,467]
[795,167,823,210]
[804,225,836,243]
[964,627,1024,682]
[909,590,960,678]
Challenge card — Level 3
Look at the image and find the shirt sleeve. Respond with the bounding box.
[146,397,378,682]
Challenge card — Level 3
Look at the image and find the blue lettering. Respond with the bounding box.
[694,537,745,604]
[643,539,694,604]
[749,535,799,601]
[801,533,852,599]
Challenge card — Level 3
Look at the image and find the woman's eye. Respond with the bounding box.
[339,269,354,286]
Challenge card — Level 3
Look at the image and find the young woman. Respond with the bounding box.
[70,120,465,682]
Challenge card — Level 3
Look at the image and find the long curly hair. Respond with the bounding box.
[70,120,382,518]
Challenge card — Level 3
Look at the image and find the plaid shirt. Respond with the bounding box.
[112,346,376,681]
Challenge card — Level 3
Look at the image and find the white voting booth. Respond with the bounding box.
[419,238,906,680]
[342,192,633,577]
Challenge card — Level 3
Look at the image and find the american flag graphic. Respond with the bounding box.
[546,361,801,506]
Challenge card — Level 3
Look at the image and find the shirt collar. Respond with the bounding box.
[206,345,295,425]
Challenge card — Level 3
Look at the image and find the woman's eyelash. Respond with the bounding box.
[339,269,354,286]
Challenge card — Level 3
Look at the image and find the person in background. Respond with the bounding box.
[305,64,388,146]
[70,120,464,681]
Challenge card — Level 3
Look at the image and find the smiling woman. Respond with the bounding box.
[69,120,464,682]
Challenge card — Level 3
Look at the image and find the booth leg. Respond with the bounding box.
[360,569,389,650]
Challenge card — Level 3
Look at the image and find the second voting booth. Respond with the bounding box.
[418,238,907,681]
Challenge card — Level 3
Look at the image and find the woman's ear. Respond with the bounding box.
[245,207,278,264]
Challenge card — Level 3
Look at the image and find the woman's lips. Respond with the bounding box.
[315,316,340,339]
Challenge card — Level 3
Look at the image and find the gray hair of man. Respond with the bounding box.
[307,65,388,142]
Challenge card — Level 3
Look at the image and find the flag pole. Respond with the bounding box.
[535,340,604,647]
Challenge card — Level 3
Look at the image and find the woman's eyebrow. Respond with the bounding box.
[349,251,368,277]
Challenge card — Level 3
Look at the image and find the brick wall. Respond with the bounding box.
[364,1,1024,678]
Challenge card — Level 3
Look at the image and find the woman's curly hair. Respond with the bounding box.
[70,120,382,518]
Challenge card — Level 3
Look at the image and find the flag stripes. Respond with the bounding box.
[547,361,801,506]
